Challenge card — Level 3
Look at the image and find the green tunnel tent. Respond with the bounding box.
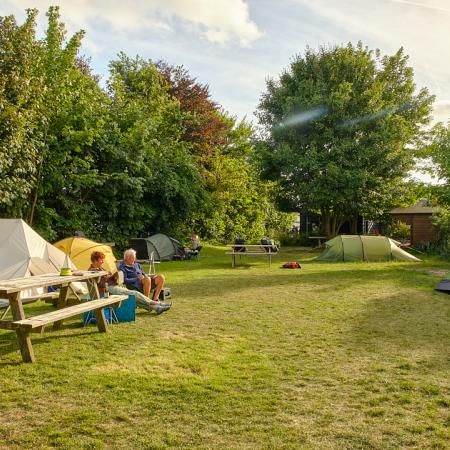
[317,235,421,262]
[129,234,186,261]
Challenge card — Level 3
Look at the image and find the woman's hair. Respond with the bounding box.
[123,248,137,260]
[91,251,105,263]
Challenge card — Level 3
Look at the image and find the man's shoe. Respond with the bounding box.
[154,305,165,315]
[154,303,171,315]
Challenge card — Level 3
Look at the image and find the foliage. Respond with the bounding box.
[431,207,450,255]
[388,221,411,240]
[0,9,389,246]
[198,152,266,242]
[155,61,230,161]
[0,7,107,241]
[0,10,42,217]
[156,61,284,242]
[424,122,450,206]
[256,42,434,238]
[90,53,206,246]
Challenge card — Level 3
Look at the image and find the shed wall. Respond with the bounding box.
[390,213,434,245]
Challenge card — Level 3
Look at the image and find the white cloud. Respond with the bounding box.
[291,0,450,123]
[388,0,450,14]
[1,0,262,47]
[433,100,450,124]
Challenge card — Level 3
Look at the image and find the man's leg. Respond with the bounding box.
[151,274,165,301]
[110,284,170,313]
[142,276,152,298]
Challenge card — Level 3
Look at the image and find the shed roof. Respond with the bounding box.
[390,206,437,214]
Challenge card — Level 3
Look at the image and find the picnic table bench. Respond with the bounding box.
[0,291,60,319]
[225,244,279,268]
[0,271,127,363]
[308,236,327,248]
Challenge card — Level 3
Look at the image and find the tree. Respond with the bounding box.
[0,7,107,242]
[155,62,289,242]
[90,53,206,245]
[425,122,450,206]
[0,10,42,217]
[256,42,434,237]
[155,62,230,161]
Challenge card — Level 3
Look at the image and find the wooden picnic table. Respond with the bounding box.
[225,244,279,268]
[0,271,126,363]
[308,236,327,248]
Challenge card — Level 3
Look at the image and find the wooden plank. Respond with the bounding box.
[94,308,108,332]
[14,296,126,331]
[22,291,60,302]
[16,329,35,363]
[225,252,272,256]
[53,285,70,330]
[0,319,18,330]
[225,251,275,268]
[226,244,278,248]
[0,292,59,311]
[0,271,107,295]
[8,292,35,363]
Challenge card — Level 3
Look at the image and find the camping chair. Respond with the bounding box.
[186,248,201,260]
[147,251,157,275]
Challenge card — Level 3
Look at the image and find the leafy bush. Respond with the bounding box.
[389,222,411,240]
[431,208,450,255]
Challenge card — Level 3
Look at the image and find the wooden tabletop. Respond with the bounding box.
[0,271,107,295]
[227,244,277,248]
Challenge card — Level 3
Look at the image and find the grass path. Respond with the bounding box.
[0,246,449,449]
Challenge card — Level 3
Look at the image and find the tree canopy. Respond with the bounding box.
[0,7,289,246]
[256,42,434,237]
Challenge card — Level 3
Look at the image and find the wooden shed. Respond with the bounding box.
[390,205,437,245]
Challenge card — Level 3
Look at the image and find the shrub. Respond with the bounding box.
[389,222,411,240]
[431,208,450,255]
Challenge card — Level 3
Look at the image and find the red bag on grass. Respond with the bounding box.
[282,261,301,269]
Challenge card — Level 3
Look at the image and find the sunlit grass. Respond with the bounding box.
[0,246,449,449]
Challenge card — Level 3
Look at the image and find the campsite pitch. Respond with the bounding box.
[0,246,449,449]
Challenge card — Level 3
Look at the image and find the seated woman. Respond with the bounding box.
[118,249,166,302]
[89,251,171,315]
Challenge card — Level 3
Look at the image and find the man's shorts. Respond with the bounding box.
[126,275,158,293]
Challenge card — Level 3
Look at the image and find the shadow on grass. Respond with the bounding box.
[0,320,119,363]
[173,263,439,300]
[344,290,450,366]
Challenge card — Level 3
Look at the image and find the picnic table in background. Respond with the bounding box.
[0,271,127,363]
[308,236,327,248]
[225,244,279,268]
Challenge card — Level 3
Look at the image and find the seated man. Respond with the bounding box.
[118,248,166,302]
[186,234,202,259]
[89,251,171,315]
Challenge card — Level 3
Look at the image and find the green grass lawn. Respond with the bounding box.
[1,246,449,449]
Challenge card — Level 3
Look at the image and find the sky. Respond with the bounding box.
[2,0,450,127]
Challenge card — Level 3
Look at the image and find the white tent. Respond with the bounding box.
[0,219,83,295]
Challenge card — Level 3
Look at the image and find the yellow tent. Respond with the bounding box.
[54,237,117,273]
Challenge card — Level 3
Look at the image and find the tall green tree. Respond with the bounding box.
[156,62,288,242]
[0,7,108,241]
[257,42,434,237]
[0,10,42,217]
[89,53,205,245]
[425,121,450,206]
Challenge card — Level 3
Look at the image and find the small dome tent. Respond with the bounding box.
[129,234,186,261]
[54,237,117,273]
[317,235,421,262]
